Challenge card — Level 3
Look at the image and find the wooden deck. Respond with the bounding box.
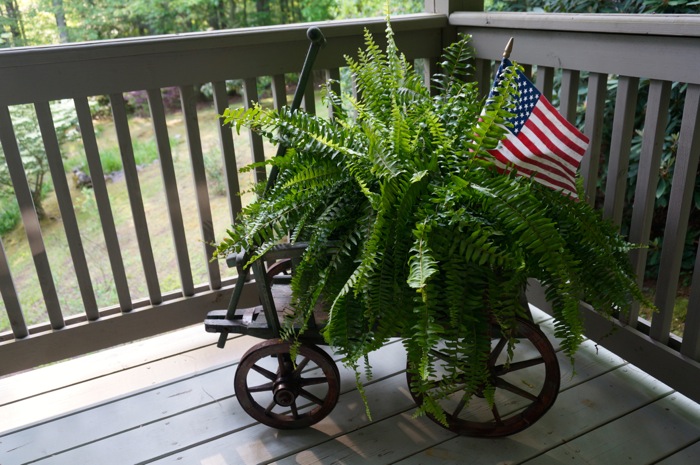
[2,308,700,465]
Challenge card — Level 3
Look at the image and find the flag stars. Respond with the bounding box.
[489,60,543,135]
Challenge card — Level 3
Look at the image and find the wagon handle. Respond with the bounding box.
[264,26,327,195]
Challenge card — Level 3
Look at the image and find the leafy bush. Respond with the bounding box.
[124,87,182,116]
[99,146,124,173]
[199,80,243,101]
[0,100,78,224]
[490,0,699,13]
[203,150,228,196]
[0,196,20,235]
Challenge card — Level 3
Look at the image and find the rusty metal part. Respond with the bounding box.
[407,317,560,437]
[234,339,340,429]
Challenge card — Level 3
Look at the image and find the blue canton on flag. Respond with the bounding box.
[487,59,588,199]
[510,74,541,135]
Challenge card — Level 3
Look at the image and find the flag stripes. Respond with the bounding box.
[488,59,589,198]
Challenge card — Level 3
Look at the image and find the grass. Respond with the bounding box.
[639,285,690,337]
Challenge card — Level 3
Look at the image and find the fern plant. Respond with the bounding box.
[216,22,651,421]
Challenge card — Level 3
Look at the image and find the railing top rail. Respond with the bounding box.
[0,14,446,106]
[450,12,700,38]
[0,14,445,65]
[453,12,700,85]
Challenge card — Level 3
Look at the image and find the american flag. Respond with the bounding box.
[487,59,588,199]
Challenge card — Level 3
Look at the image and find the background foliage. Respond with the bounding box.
[0,102,78,229]
[2,0,423,46]
[489,0,699,13]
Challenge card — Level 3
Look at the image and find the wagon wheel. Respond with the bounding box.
[266,258,292,281]
[234,339,340,429]
[407,317,560,437]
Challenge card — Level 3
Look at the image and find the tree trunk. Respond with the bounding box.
[255,0,270,25]
[255,0,269,12]
[206,0,224,30]
[291,0,302,23]
[280,0,289,23]
[227,0,237,27]
[52,0,69,43]
[3,1,24,46]
[31,172,46,221]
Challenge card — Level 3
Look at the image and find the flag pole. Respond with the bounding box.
[503,37,514,59]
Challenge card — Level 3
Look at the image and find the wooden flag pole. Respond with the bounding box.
[503,37,514,59]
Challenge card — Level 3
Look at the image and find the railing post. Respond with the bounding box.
[423,1,484,93]
[425,0,484,13]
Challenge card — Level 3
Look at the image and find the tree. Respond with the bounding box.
[254,0,271,25]
[52,0,69,43]
[332,0,423,18]
[0,102,78,221]
[0,0,25,47]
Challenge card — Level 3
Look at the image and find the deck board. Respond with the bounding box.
[527,393,700,465]
[656,439,700,464]
[153,374,419,465]
[396,363,675,465]
[0,324,217,405]
[0,333,253,433]
[2,310,700,465]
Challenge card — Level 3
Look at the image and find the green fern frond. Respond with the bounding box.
[216,19,652,424]
[432,32,475,95]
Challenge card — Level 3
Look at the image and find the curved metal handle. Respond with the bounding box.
[264,27,326,194]
[307,26,327,47]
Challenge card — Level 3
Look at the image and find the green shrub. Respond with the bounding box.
[203,150,227,196]
[99,146,123,173]
[132,138,160,166]
[0,197,20,235]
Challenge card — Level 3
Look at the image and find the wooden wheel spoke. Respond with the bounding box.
[430,348,451,363]
[489,337,508,364]
[491,403,504,425]
[495,378,539,402]
[495,357,545,376]
[299,388,325,406]
[300,376,328,387]
[293,356,311,375]
[278,354,293,374]
[251,364,277,381]
[247,381,274,393]
[290,402,300,419]
[452,396,467,417]
[265,399,277,414]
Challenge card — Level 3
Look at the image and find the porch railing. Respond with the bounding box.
[0,1,698,408]
[0,13,448,374]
